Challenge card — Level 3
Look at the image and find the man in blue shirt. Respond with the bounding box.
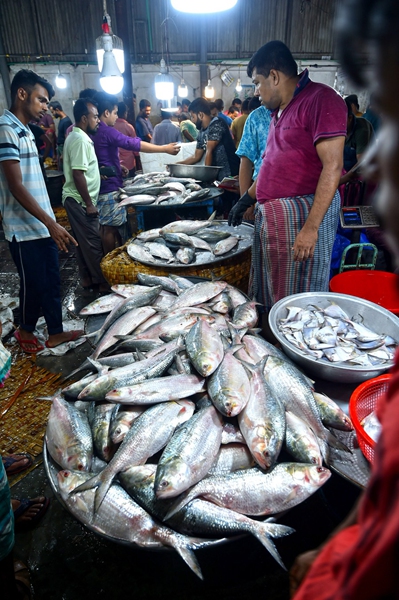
[152,109,181,145]
[135,99,154,142]
[214,99,233,127]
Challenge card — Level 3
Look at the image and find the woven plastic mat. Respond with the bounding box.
[0,348,64,485]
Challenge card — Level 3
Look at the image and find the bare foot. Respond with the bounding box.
[46,329,84,348]
[12,497,49,527]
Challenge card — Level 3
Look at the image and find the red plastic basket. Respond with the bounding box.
[349,374,391,464]
[329,270,399,315]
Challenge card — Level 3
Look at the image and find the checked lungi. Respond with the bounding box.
[249,191,341,312]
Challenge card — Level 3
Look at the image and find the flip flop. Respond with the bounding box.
[14,560,32,600]
[2,453,33,476]
[13,496,50,532]
[13,329,44,354]
[45,329,83,349]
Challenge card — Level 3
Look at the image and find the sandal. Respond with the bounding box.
[2,453,33,476]
[45,330,83,349]
[14,560,32,600]
[13,496,50,532]
[13,329,44,354]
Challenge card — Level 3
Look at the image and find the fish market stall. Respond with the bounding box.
[101,219,254,292]
[44,277,371,579]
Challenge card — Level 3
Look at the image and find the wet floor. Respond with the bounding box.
[0,236,361,600]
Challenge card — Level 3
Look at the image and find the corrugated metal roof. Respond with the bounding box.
[0,0,345,65]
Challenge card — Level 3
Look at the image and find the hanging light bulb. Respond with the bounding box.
[100,46,124,94]
[235,78,242,93]
[155,58,174,100]
[96,6,125,74]
[55,69,67,89]
[96,2,124,94]
[204,79,215,99]
[178,78,188,98]
[171,0,238,14]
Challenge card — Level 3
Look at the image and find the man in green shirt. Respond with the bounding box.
[178,112,198,142]
[62,98,109,292]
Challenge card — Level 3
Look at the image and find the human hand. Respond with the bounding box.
[292,227,318,262]
[289,549,320,597]
[86,203,99,218]
[243,204,255,221]
[121,165,129,177]
[47,220,78,252]
[228,191,255,227]
[165,143,181,156]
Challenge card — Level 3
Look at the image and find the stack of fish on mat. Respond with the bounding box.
[277,303,398,366]
[127,214,241,265]
[116,171,211,207]
[46,276,353,579]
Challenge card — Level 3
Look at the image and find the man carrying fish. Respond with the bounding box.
[229,41,347,313]
[290,2,399,598]
[0,69,83,352]
[93,92,180,254]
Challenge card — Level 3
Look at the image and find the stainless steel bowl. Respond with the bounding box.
[166,164,222,182]
[269,292,399,383]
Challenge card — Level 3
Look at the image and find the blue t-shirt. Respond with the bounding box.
[236,106,272,179]
[135,116,154,141]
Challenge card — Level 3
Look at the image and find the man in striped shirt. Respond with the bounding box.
[0,70,83,353]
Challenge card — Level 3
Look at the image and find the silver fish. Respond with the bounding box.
[195,228,231,242]
[65,353,136,381]
[105,374,206,404]
[313,392,353,431]
[185,319,224,377]
[88,402,117,462]
[126,243,156,263]
[163,232,195,247]
[110,404,146,443]
[207,348,251,417]
[169,274,195,289]
[131,313,205,342]
[46,395,93,471]
[79,293,125,316]
[221,422,245,445]
[144,242,175,263]
[155,405,223,499]
[169,281,227,311]
[213,236,239,256]
[176,247,196,264]
[118,195,156,207]
[62,373,98,399]
[160,214,215,235]
[238,359,286,469]
[136,272,181,295]
[166,463,331,519]
[189,236,213,252]
[57,470,204,579]
[136,228,162,242]
[72,400,195,512]
[232,301,259,328]
[207,443,255,476]
[285,411,323,466]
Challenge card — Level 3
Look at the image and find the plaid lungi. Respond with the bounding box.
[97,191,127,227]
[249,191,341,311]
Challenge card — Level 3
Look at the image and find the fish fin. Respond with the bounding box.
[87,357,106,374]
[163,491,194,520]
[208,210,216,222]
[259,522,295,538]
[168,535,204,580]
[249,524,288,570]
[325,430,351,454]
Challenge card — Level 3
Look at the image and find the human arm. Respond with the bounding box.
[0,160,77,251]
[178,148,204,165]
[140,141,180,155]
[72,170,98,216]
[289,494,362,597]
[228,180,257,226]
[292,136,344,262]
[239,156,254,196]
[183,129,195,142]
[205,139,218,167]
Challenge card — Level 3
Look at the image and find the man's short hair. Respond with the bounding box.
[94,92,118,116]
[10,69,54,105]
[242,99,250,112]
[214,98,224,112]
[247,40,298,79]
[117,101,127,118]
[73,98,97,124]
[79,88,98,99]
[49,100,63,112]
[345,98,354,117]
[179,111,190,121]
[248,96,261,111]
[227,105,238,115]
[189,98,211,116]
[139,99,151,111]
[232,98,242,106]
[345,94,359,110]
[182,99,190,108]
[208,102,217,111]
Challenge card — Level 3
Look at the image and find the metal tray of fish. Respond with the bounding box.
[135,186,224,208]
[128,221,254,269]
[43,442,231,550]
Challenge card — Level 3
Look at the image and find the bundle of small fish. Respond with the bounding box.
[278,303,398,366]
[126,213,243,265]
[116,171,211,207]
[46,277,353,579]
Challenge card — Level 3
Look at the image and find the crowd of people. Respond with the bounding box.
[1,0,399,593]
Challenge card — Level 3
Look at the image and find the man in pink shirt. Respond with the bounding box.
[229,41,346,313]
[114,102,138,178]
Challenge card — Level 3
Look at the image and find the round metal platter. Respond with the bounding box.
[128,220,254,269]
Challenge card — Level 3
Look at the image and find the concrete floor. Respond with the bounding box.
[0,237,361,600]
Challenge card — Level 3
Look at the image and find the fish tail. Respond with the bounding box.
[94,471,115,512]
[247,522,290,570]
[163,491,194,520]
[167,534,203,580]
[70,471,102,495]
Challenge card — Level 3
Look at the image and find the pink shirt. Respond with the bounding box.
[256,70,347,202]
[114,118,137,171]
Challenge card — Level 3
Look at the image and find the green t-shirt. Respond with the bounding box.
[62,127,100,206]
[180,119,198,142]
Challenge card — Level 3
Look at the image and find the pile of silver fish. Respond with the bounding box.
[46,277,353,579]
[126,214,243,265]
[278,303,398,367]
[117,171,211,207]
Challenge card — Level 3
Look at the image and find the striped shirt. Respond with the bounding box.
[0,109,55,242]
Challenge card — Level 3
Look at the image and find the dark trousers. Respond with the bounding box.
[8,236,63,335]
[64,197,107,286]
